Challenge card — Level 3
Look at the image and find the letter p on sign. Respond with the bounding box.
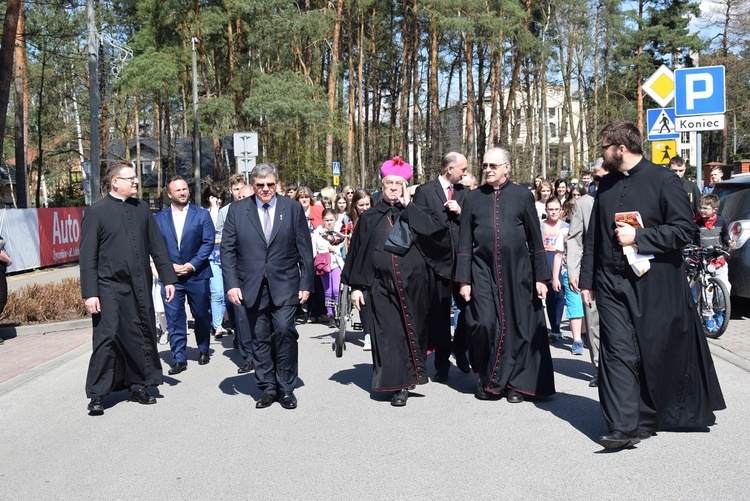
[685,73,713,110]
[675,66,725,117]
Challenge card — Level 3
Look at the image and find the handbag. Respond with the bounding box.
[384,215,414,256]
[314,252,332,275]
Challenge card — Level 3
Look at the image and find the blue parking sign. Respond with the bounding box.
[675,66,725,116]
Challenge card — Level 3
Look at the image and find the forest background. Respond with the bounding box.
[0,0,748,208]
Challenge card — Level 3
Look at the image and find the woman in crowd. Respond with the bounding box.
[202,183,229,339]
[554,178,569,203]
[342,185,355,203]
[296,186,324,230]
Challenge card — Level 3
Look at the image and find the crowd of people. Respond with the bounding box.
[80,120,726,451]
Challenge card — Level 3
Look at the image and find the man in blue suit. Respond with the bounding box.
[155,176,215,374]
[221,163,313,410]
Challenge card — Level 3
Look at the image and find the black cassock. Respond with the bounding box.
[581,158,725,434]
[80,195,177,398]
[342,200,446,392]
[455,182,555,397]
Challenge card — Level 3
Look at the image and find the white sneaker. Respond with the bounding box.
[363,334,372,351]
[159,331,169,345]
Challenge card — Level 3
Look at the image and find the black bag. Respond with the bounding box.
[384,215,413,256]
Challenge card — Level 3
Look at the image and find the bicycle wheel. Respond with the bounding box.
[706,277,730,339]
[334,285,350,357]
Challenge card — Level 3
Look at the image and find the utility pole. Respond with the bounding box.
[87,0,100,203]
[191,37,200,203]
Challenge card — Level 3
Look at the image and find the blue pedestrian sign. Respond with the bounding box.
[647,108,679,140]
[332,161,341,176]
[675,66,725,116]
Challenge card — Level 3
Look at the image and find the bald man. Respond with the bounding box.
[412,152,470,381]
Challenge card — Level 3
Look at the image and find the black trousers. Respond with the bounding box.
[245,281,299,396]
[425,271,451,370]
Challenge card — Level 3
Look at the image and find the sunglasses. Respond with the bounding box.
[255,182,277,189]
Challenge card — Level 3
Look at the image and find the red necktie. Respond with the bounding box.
[447,185,453,201]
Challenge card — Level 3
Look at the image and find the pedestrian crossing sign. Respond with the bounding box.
[651,140,677,165]
[647,108,680,140]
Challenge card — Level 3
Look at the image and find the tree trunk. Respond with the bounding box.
[12,2,26,207]
[427,15,440,176]
[325,0,343,181]
[0,0,21,164]
[464,34,476,169]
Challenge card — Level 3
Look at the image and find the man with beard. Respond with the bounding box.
[580,121,725,449]
[80,163,178,415]
[342,157,445,407]
[456,147,555,403]
[412,152,469,381]
[155,176,215,373]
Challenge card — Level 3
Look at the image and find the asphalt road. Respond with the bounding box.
[1,318,748,500]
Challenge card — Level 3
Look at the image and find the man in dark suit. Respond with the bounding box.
[412,152,468,382]
[155,176,215,374]
[221,163,313,410]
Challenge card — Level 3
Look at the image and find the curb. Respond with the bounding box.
[0,318,90,339]
[708,339,750,373]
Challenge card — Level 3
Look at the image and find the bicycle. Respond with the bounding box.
[683,244,731,338]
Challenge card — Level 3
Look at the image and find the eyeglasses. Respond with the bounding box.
[482,162,506,170]
[117,176,138,184]
[255,182,277,189]
[600,143,615,151]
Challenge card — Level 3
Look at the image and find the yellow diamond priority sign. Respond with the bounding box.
[643,65,675,108]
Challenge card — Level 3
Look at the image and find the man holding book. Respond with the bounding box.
[579,121,725,450]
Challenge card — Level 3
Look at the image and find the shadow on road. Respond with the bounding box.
[534,392,605,442]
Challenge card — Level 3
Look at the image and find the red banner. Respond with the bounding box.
[37,207,86,267]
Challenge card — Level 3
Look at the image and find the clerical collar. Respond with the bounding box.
[108,192,129,201]
[621,156,646,177]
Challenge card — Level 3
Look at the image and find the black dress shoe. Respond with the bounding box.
[599,430,640,449]
[433,366,449,383]
[130,389,157,405]
[589,375,599,387]
[279,391,298,409]
[391,388,409,407]
[638,430,655,440]
[198,352,210,365]
[168,362,188,375]
[256,393,276,409]
[87,397,104,415]
[475,379,501,401]
[506,389,524,404]
[454,350,471,374]
[237,361,254,374]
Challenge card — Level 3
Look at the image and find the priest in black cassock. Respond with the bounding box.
[80,163,178,415]
[580,121,725,450]
[456,147,555,404]
[342,156,447,407]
